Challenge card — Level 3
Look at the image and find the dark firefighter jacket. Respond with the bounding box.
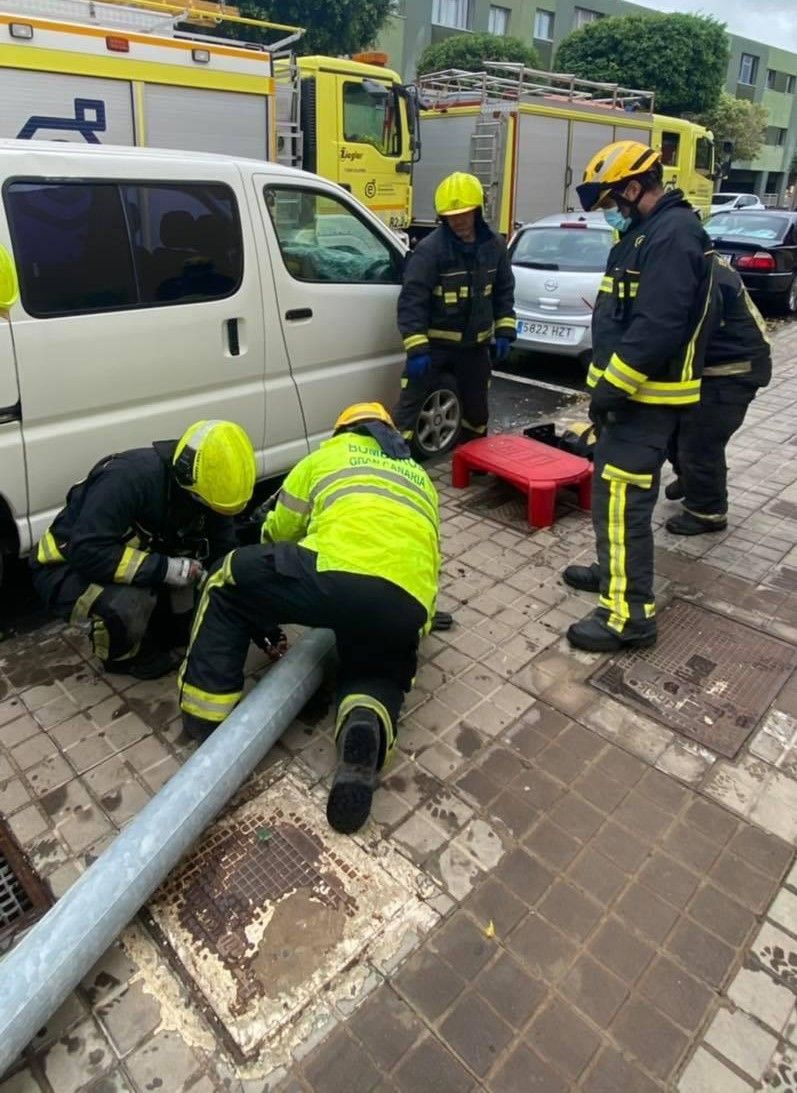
[398,213,516,357]
[34,443,237,586]
[704,259,772,388]
[587,189,716,409]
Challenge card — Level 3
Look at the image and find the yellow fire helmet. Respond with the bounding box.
[173,420,256,516]
[435,172,484,217]
[334,402,395,432]
[577,140,662,212]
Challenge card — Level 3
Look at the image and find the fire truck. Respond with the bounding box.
[0,0,419,229]
[411,64,716,236]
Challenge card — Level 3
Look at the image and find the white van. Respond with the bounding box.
[0,140,462,579]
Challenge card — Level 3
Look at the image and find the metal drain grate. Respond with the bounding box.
[459,479,581,530]
[0,823,51,950]
[590,598,797,758]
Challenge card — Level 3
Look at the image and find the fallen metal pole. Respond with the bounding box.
[0,628,336,1076]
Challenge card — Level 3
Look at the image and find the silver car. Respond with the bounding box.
[509,212,613,364]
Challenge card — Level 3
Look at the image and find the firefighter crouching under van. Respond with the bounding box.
[30,421,257,680]
[394,172,516,447]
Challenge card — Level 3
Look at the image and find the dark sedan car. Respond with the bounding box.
[704,209,797,314]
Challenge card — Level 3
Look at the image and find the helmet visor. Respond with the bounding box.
[576,181,613,212]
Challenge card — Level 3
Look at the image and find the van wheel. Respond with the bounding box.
[410,375,462,460]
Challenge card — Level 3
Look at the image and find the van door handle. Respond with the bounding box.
[226,317,240,356]
[285,308,313,321]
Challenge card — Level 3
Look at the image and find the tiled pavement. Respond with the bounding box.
[1,323,797,1092]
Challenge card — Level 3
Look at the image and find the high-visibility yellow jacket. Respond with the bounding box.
[262,432,440,625]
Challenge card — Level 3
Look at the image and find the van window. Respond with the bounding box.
[264,186,402,284]
[4,180,242,316]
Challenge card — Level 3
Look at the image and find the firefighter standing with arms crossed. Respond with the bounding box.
[394,172,517,448]
[562,141,716,651]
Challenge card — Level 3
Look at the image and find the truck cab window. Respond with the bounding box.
[661,132,680,168]
[695,137,713,177]
[343,81,399,156]
[264,186,402,284]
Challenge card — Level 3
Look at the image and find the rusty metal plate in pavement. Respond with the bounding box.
[145,771,437,1066]
[459,479,580,530]
[590,599,797,759]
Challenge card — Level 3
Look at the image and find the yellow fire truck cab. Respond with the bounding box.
[0,0,418,229]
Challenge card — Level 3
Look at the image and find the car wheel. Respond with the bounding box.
[410,374,462,460]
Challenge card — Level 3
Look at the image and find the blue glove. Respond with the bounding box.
[494,337,512,363]
[406,352,432,381]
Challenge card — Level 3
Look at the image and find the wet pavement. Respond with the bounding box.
[1,329,797,1092]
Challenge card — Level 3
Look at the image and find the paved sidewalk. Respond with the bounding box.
[1,325,797,1093]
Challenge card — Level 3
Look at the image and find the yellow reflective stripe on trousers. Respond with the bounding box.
[602,476,629,634]
[428,328,462,342]
[462,419,487,434]
[336,692,396,764]
[179,681,242,723]
[183,550,236,658]
[90,620,110,661]
[69,582,104,625]
[113,545,149,584]
[36,529,65,564]
[601,463,653,489]
[586,363,604,389]
[403,333,429,351]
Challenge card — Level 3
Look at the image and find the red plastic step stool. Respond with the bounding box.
[452,435,593,529]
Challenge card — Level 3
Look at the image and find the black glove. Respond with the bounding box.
[254,627,288,662]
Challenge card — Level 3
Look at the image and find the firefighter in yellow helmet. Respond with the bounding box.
[31,420,256,679]
[178,402,440,835]
[394,171,516,455]
[562,140,716,651]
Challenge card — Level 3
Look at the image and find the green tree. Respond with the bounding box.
[690,91,768,164]
[416,32,539,77]
[555,13,729,117]
[207,0,393,55]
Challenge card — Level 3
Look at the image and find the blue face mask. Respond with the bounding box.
[603,208,631,233]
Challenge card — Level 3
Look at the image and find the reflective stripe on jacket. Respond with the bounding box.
[588,189,716,408]
[261,433,440,625]
[398,215,516,357]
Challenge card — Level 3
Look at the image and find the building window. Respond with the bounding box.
[573,7,601,30]
[534,8,555,40]
[739,53,759,86]
[767,69,776,89]
[788,74,796,94]
[488,5,510,35]
[764,126,788,146]
[431,0,472,30]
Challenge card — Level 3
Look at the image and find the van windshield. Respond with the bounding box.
[511,227,612,272]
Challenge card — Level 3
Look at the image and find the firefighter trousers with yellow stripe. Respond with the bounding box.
[178,543,427,765]
[29,561,159,664]
[393,345,491,445]
[592,406,682,634]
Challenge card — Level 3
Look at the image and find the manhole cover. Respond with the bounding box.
[590,599,797,758]
[459,479,580,530]
[145,772,437,1066]
[0,822,51,953]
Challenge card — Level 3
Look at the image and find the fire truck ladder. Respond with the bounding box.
[418,63,655,116]
[2,0,303,51]
[275,53,303,170]
[469,116,506,224]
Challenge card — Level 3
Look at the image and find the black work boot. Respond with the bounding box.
[567,610,657,653]
[104,645,179,680]
[664,478,684,501]
[182,712,217,744]
[327,708,384,835]
[563,561,600,593]
[666,511,727,536]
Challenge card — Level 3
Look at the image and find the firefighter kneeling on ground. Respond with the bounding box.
[561,140,716,652]
[393,171,516,448]
[31,420,256,679]
[664,259,772,535]
[178,403,440,836]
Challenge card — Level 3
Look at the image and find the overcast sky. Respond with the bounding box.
[632,0,797,52]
